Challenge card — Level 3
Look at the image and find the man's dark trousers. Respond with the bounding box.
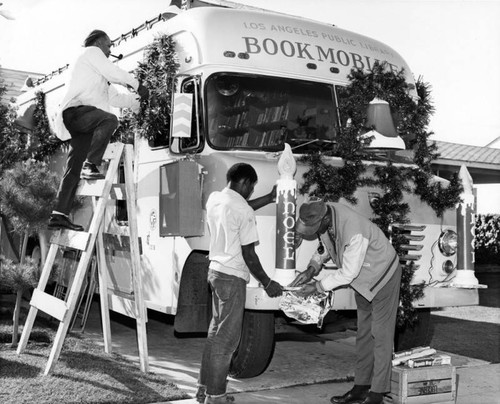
[55,106,118,215]
[354,264,402,393]
[199,269,246,396]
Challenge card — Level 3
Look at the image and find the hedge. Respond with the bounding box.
[475,214,500,265]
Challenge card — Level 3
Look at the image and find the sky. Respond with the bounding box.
[1,0,499,212]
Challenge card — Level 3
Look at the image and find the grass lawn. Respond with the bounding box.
[0,294,190,404]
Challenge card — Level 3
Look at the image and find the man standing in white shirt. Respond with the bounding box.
[48,29,148,231]
[197,163,283,404]
[290,198,401,404]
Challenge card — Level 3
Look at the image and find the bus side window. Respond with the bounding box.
[172,77,202,153]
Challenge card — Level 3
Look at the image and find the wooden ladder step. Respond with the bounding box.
[77,181,127,199]
[102,142,123,160]
[30,290,68,322]
[50,230,91,251]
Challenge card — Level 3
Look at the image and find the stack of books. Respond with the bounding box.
[392,346,451,368]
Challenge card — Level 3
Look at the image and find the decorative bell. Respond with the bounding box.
[365,98,398,137]
[362,98,405,150]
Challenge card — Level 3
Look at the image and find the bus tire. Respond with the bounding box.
[229,310,275,379]
[395,308,433,350]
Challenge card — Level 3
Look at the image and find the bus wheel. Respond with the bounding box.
[229,310,275,379]
[395,308,434,350]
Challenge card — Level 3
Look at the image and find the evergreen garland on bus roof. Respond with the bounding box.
[117,34,180,147]
[4,90,63,165]
[0,78,28,175]
[31,91,64,161]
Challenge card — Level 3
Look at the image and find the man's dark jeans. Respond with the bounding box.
[199,269,246,397]
[54,106,118,215]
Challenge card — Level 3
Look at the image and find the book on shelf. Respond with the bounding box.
[269,128,284,144]
[257,111,265,124]
[241,132,249,146]
[238,111,248,128]
[263,106,272,122]
[259,131,268,147]
[271,105,283,122]
[281,104,289,120]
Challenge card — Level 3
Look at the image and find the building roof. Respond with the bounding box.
[485,136,500,148]
[432,140,500,184]
[0,67,44,104]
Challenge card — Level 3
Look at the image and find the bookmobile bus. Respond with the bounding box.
[12,0,479,377]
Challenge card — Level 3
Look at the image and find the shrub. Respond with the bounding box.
[0,160,59,235]
[475,214,500,265]
[0,255,40,292]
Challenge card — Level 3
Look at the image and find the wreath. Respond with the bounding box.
[300,62,462,328]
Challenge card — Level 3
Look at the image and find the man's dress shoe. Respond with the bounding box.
[330,389,369,404]
[360,395,384,404]
[80,163,105,180]
[48,214,84,231]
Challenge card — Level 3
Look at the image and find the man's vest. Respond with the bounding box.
[320,203,399,301]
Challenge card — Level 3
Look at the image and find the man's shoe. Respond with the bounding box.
[204,393,235,404]
[81,162,105,180]
[360,393,384,404]
[48,214,84,231]
[330,388,368,404]
[195,386,206,403]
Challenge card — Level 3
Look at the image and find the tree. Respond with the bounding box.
[0,160,59,346]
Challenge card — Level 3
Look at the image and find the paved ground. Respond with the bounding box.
[81,303,500,404]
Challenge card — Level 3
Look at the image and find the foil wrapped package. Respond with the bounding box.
[279,290,333,328]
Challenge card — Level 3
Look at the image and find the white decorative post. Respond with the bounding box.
[274,144,297,286]
[451,165,480,287]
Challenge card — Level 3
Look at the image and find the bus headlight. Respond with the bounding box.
[442,260,455,274]
[438,230,458,256]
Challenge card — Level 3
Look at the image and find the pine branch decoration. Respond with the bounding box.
[114,34,179,147]
[0,79,28,175]
[31,91,63,161]
[135,34,180,146]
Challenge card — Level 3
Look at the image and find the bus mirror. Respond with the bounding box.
[172,93,193,138]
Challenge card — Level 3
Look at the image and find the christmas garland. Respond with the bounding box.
[0,88,28,175]
[115,34,180,147]
[300,62,463,328]
[7,90,64,166]
[31,91,64,161]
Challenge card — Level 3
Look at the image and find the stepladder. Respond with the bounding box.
[16,142,149,375]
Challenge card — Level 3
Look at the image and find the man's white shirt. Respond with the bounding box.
[54,46,140,140]
[206,187,259,282]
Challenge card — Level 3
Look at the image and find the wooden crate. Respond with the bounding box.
[390,364,456,404]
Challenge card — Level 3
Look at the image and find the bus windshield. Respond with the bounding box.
[205,73,340,153]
